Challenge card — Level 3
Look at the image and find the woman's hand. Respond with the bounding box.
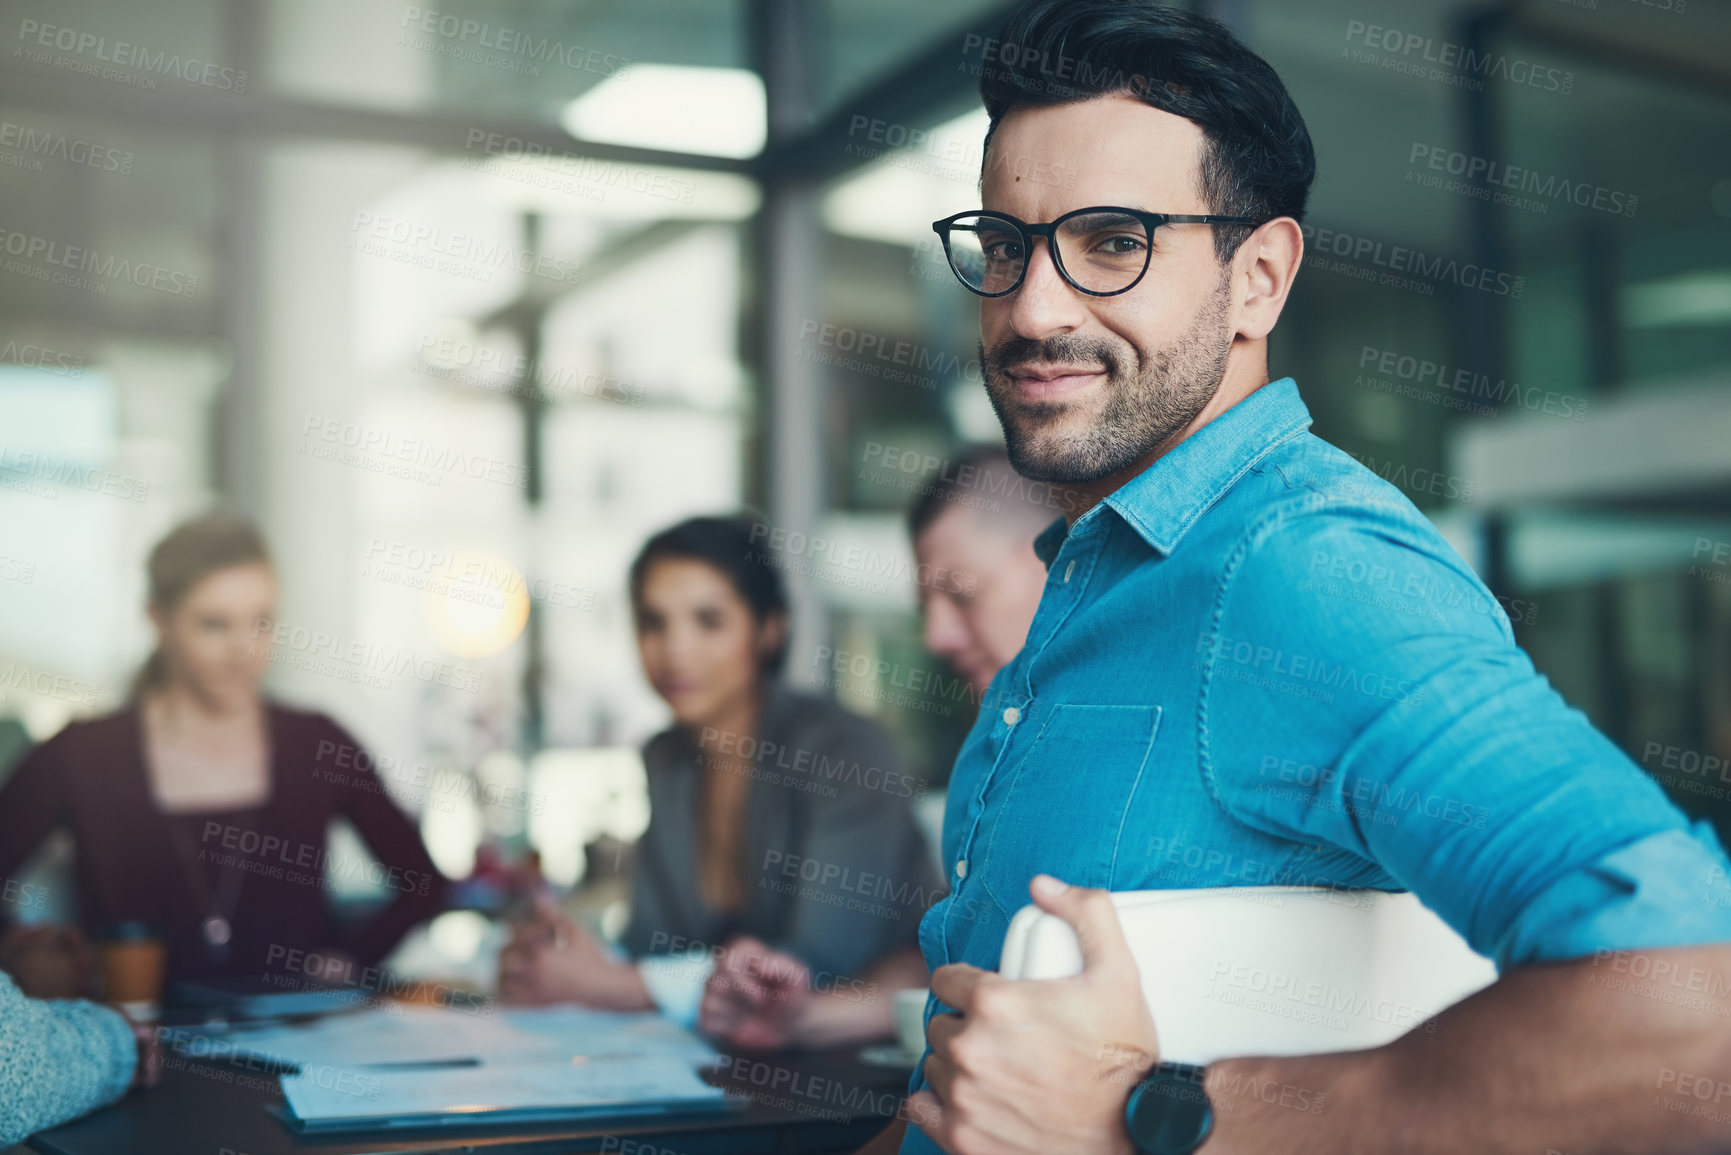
[698,936,812,1051]
[0,924,99,1000]
[496,898,652,1010]
[703,941,927,1052]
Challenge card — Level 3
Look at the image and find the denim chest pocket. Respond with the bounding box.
[977,703,1162,916]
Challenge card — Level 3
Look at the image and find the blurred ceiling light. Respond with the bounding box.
[824,107,989,246]
[422,550,531,658]
[561,64,766,159]
[1624,269,1731,328]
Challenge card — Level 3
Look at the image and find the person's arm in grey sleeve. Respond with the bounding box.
[765,715,940,980]
[618,745,716,1026]
[0,971,137,1145]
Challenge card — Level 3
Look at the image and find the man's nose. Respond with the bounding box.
[1005,237,1085,339]
[923,597,971,658]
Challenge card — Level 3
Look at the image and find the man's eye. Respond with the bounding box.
[1097,234,1146,255]
[982,239,1023,262]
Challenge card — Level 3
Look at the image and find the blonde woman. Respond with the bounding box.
[0,513,445,994]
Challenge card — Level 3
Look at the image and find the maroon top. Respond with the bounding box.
[0,702,447,985]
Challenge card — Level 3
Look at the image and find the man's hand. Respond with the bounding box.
[699,936,811,1051]
[496,897,651,1010]
[908,875,1158,1155]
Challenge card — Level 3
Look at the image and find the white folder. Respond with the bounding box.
[999,887,1497,1065]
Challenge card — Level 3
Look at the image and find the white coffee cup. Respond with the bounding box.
[893,988,929,1056]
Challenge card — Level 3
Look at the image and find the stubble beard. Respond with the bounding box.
[981,274,1234,485]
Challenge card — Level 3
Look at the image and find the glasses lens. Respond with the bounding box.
[1054,210,1152,294]
[944,214,1024,295]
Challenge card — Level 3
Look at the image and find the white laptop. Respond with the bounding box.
[999,887,1497,1065]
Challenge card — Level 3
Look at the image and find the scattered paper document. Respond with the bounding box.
[280,1053,737,1132]
[201,1005,550,1068]
[180,1004,717,1070]
[497,1006,718,1066]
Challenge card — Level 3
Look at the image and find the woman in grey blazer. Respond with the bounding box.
[500,517,940,1047]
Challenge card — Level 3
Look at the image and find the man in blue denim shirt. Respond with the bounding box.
[850,4,1731,1154]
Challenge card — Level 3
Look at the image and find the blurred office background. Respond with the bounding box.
[2,0,1730,953]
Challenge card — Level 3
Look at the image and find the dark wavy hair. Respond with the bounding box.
[978,0,1315,262]
[628,515,790,676]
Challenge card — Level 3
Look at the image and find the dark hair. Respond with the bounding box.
[132,511,273,699]
[907,445,1065,540]
[978,0,1315,262]
[628,516,790,676]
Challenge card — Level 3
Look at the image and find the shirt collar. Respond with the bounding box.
[1032,377,1312,565]
[1033,515,1069,566]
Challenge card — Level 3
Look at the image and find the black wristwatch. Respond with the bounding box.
[1124,1062,1213,1154]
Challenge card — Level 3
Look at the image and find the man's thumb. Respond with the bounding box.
[1030,875,1134,977]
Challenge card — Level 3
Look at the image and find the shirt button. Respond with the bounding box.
[1064,560,1075,583]
[955,859,968,879]
[1002,706,1020,726]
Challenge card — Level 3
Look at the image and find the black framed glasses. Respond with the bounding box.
[930,206,1260,298]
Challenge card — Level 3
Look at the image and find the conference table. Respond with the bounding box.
[26,1039,913,1155]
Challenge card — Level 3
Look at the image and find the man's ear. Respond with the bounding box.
[1231,216,1304,343]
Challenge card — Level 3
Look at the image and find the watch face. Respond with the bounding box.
[1128,1075,1213,1155]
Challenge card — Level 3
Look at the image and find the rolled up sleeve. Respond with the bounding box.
[1200,502,1731,970]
